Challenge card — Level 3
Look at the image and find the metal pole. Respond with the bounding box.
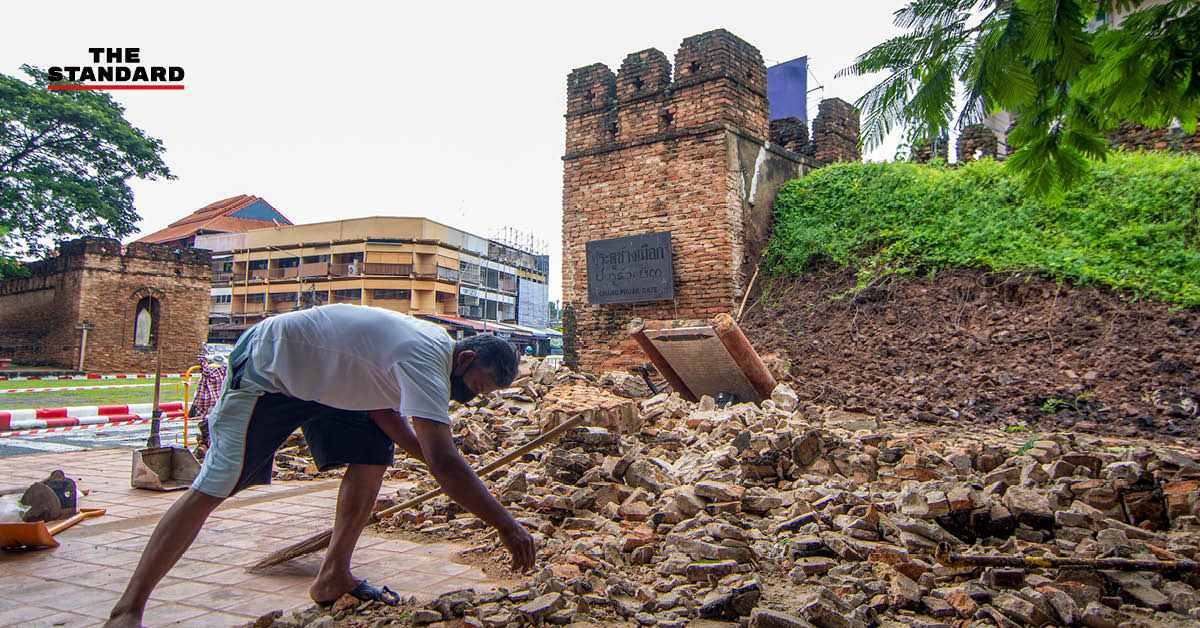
[242,247,250,321]
[711,312,777,401]
[77,327,88,372]
[266,245,302,311]
[146,342,163,449]
[936,543,1200,573]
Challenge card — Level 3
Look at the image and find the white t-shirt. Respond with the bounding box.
[246,304,454,423]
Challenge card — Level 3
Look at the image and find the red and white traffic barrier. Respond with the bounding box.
[0,402,184,431]
[0,373,183,382]
[0,383,161,394]
[0,413,188,438]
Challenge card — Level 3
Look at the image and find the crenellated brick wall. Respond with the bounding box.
[912,135,950,163]
[809,98,861,165]
[768,99,861,165]
[562,29,831,374]
[1108,122,1200,154]
[769,117,809,155]
[0,237,211,372]
[956,124,1000,162]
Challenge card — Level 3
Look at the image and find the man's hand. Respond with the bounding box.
[410,417,538,574]
[498,521,535,574]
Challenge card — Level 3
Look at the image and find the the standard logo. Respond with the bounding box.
[47,48,184,91]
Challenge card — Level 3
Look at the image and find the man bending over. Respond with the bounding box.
[105,304,533,628]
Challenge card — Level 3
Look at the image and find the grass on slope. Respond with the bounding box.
[768,151,1200,306]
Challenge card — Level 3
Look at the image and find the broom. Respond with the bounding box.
[248,412,587,572]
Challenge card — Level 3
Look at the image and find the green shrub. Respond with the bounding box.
[768,151,1200,306]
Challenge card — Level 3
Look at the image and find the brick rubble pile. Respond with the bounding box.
[255,358,1200,628]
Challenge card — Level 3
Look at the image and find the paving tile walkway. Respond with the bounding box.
[0,449,497,627]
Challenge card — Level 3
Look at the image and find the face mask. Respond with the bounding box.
[450,372,477,404]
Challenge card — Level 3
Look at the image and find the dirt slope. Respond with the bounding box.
[740,267,1200,440]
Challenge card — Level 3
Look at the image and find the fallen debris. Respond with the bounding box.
[257,357,1200,628]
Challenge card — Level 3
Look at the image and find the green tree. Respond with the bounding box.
[0,65,173,272]
[840,0,1200,195]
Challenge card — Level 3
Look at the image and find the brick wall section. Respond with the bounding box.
[956,124,999,162]
[0,260,79,366]
[940,120,1200,164]
[1108,122,1200,154]
[0,237,211,372]
[562,29,822,374]
[912,135,950,163]
[810,98,860,165]
[769,117,809,155]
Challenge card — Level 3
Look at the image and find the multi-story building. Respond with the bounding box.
[194,216,552,353]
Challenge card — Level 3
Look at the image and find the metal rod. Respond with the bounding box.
[147,343,163,449]
[736,262,761,322]
[935,543,1200,573]
[77,327,88,372]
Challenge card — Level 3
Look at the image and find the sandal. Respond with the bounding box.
[315,579,401,607]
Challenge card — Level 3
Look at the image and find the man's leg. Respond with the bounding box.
[309,463,387,603]
[104,489,225,628]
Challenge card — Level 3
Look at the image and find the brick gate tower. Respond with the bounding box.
[561,29,820,373]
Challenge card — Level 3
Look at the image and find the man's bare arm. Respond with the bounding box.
[367,409,425,464]
[410,416,535,573]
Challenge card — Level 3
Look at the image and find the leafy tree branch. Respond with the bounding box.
[841,0,1199,196]
[0,65,173,272]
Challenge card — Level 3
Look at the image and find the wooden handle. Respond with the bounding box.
[370,413,586,522]
[47,508,106,536]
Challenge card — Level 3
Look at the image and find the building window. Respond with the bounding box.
[210,294,232,304]
[373,289,411,299]
[245,293,265,303]
[133,296,159,347]
[333,289,362,300]
[270,292,297,303]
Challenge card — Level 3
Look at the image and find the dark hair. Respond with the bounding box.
[455,334,518,388]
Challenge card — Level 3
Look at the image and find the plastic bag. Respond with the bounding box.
[0,494,29,523]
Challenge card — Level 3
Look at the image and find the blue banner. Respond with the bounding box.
[767,56,808,122]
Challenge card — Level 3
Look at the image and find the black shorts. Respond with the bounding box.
[229,393,396,495]
[193,374,394,498]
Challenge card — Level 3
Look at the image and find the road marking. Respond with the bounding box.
[3,439,87,452]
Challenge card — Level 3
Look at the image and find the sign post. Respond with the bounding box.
[75,321,96,372]
[585,232,673,305]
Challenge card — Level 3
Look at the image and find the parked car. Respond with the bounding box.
[202,343,234,364]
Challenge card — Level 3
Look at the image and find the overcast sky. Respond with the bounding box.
[5,1,908,300]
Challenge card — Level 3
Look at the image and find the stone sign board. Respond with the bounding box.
[586,231,673,305]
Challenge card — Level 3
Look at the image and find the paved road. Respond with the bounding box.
[0,419,195,458]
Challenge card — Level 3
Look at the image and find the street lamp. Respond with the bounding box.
[266,245,302,311]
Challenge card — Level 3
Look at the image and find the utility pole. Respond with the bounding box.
[266,245,302,310]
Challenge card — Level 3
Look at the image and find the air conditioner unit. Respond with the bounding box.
[348,261,360,276]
